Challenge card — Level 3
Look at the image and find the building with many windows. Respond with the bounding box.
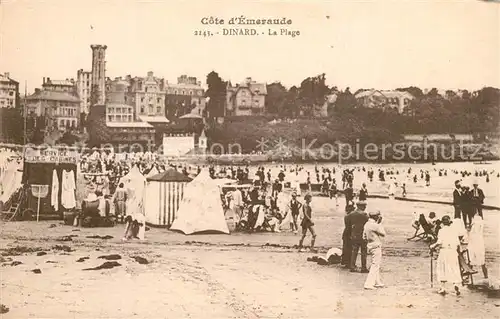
[106,103,134,123]
[0,72,19,108]
[226,77,267,116]
[77,69,92,113]
[125,72,169,124]
[165,75,206,118]
[25,88,81,130]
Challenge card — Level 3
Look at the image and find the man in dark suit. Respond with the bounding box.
[471,181,485,218]
[341,203,355,267]
[347,201,369,273]
[452,180,462,219]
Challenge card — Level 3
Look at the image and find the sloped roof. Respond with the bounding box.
[0,73,18,84]
[26,90,80,102]
[382,91,415,99]
[147,168,193,182]
[228,79,267,95]
[355,89,385,99]
[139,115,170,123]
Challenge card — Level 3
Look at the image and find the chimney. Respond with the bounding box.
[4,72,10,78]
[43,77,46,84]
[246,77,252,84]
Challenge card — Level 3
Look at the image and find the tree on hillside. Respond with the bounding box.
[206,71,226,121]
[265,82,288,115]
[299,73,330,115]
[283,86,300,117]
[334,87,357,112]
[427,88,440,98]
[471,87,500,132]
[298,74,329,116]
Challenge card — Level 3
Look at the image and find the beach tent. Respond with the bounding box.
[145,166,159,179]
[118,165,147,215]
[170,169,229,235]
[144,168,192,227]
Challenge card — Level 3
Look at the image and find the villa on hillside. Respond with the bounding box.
[226,77,267,116]
[355,89,415,114]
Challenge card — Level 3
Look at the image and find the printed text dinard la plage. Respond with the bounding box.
[196,16,300,37]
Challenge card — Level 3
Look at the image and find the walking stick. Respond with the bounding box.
[430,249,434,288]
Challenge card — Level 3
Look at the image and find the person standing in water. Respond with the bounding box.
[298,194,317,252]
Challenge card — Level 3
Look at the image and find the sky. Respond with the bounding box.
[0,0,499,93]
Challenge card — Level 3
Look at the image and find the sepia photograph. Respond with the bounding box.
[0,0,499,317]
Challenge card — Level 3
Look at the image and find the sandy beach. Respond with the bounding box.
[1,197,499,318]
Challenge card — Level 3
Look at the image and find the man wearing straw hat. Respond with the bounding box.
[363,210,386,289]
[471,179,485,218]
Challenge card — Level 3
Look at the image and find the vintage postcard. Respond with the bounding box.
[0,0,499,318]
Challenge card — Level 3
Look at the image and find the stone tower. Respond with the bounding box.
[90,44,107,105]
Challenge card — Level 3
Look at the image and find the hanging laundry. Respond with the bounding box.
[61,169,76,209]
[51,169,59,211]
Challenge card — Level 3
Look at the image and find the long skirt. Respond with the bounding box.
[468,233,485,266]
[436,248,462,284]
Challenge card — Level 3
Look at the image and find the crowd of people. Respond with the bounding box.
[0,145,496,294]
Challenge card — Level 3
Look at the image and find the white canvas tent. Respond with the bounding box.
[118,165,147,239]
[144,169,192,227]
[170,169,229,235]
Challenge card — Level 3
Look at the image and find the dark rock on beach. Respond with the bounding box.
[1,246,43,256]
[86,235,113,240]
[132,256,149,264]
[52,245,74,252]
[83,261,121,271]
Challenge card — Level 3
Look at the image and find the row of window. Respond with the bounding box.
[55,101,78,107]
[108,107,133,114]
[0,99,14,106]
[0,90,15,96]
[166,89,203,96]
[140,105,163,114]
[385,97,411,105]
[58,119,77,128]
[239,99,261,105]
[140,97,163,104]
[58,107,78,116]
[108,115,133,122]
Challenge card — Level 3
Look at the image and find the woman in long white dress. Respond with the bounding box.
[430,215,462,295]
[468,211,488,278]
